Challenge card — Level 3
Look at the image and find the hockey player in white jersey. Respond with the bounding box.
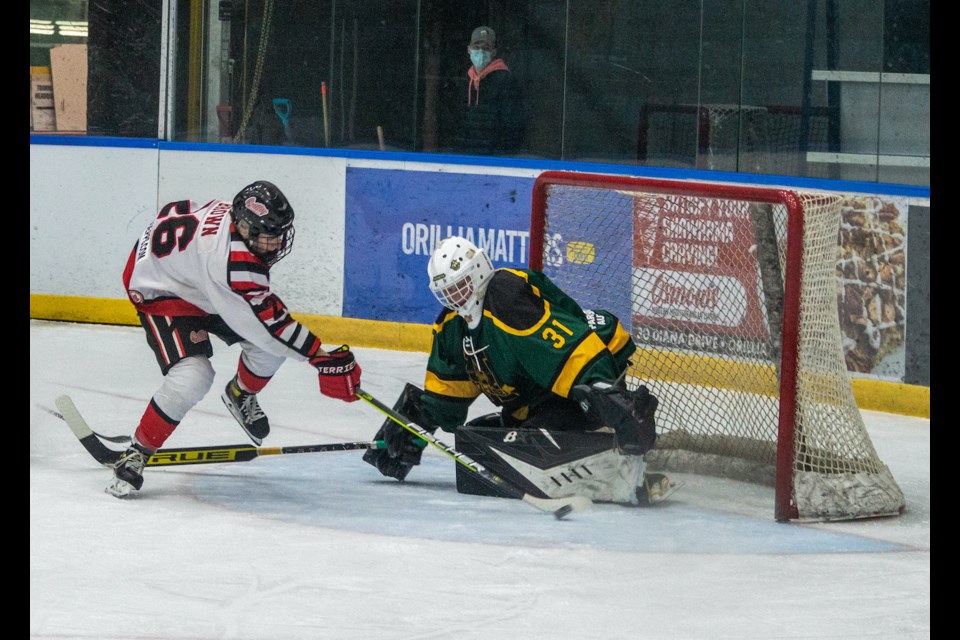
[107,180,362,498]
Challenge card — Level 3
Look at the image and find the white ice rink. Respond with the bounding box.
[30,319,930,639]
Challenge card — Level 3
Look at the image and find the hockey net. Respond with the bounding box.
[529,171,905,522]
[636,103,835,177]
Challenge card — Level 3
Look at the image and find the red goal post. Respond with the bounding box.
[529,170,905,522]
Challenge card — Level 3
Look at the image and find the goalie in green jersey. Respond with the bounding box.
[363,236,670,505]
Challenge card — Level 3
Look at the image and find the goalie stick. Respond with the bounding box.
[41,396,386,468]
[354,387,592,520]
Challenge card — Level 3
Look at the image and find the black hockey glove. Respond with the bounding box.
[362,383,435,481]
[571,381,658,456]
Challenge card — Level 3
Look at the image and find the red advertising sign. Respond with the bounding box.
[631,195,770,356]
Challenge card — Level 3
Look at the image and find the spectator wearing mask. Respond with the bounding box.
[453,26,525,155]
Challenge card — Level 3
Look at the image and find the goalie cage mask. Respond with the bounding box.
[428,236,494,329]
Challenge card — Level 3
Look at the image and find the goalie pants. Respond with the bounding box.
[499,394,606,431]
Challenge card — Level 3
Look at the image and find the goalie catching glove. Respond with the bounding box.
[362,383,434,481]
[310,345,361,402]
[570,382,658,455]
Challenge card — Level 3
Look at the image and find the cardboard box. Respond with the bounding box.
[50,44,87,132]
[30,66,56,131]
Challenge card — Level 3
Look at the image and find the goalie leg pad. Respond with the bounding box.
[454,425,647,504]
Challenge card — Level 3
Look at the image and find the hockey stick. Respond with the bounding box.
[354,387,592,520]
[41,397,126,466]
[35,402,130,443]
[43,396,385,468]
[145,440,384,467]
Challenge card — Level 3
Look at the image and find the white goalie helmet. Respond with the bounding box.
[427,236,494,329]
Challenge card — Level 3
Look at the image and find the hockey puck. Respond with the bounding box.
[553,505,573,520]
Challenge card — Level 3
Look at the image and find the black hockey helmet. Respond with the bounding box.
[231,180,295,265]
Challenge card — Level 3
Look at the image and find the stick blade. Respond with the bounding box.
[553,504,574,520]
[53,395,122,467]
[54,395,94,439]
[522,494,593,519]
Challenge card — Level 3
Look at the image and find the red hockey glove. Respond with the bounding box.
[310,345,361,402]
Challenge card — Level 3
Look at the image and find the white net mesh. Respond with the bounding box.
[637,103,835,176]
[535,176,905,521]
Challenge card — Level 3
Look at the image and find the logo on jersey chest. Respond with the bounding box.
[462,336,516,404]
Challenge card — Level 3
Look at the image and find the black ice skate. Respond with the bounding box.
[221,375,270,445]
[105,441,152,498]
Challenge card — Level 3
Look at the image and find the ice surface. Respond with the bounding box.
[30,320,930,639]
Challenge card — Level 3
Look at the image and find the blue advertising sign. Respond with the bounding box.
[344,168,535,324]
[538,188,634,332]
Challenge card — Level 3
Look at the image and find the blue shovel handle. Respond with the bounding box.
[272,98,292,141]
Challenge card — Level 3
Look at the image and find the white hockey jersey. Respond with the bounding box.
[122,198,322,362]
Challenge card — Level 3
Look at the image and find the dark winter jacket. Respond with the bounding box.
[453,59,525,155]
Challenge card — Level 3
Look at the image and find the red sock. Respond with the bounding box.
[236,355,272,393]
[133,400,179,451]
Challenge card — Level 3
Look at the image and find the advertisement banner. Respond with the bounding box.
[630,195,771,359]
[538,188,634,328]
[344,168,911,381]
[836,195,909,379]
[344,168,534,324]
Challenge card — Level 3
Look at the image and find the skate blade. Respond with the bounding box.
[105,477,138,499]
